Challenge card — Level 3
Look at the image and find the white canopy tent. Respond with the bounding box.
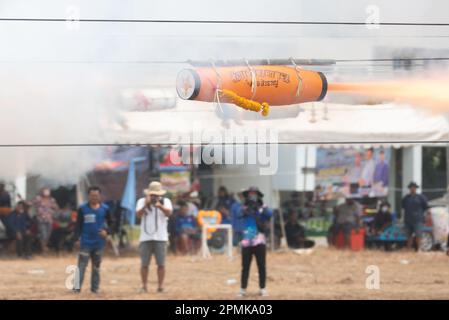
[111,99,449,209]
[114,100,449,145]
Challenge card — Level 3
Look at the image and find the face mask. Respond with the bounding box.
[381,206,389,213]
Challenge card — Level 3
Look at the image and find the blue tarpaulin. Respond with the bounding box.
[120,156,146,225]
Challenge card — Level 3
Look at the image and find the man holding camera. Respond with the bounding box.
[136,181,173,293]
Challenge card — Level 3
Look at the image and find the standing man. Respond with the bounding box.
[73,186,112,294]
[401,182,429,251]
[136,181,173,293]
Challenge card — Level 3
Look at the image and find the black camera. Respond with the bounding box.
[150,197,159,205]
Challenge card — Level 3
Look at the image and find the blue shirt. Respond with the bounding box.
[373,161,389,186]
[221,216,232,225]
[238,205,272,247]
[175,215,197,235]
[230,202,244,233]
[0,191,11,208]
[401,194,428,224]
[216,196,235,210]
[75,203,111,250]
[9,211,31,234]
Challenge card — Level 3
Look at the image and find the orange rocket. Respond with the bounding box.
[176,64,328,116]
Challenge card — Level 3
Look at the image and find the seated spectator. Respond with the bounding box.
[175,201,200,255]
[285,212,315,249]
[217,204,232,225]
[328,196,362,248]
[372,201,393,235]
[178,192,200,218]
[9,201,33,259]
[213,186,235,211]
[186,197,200,218]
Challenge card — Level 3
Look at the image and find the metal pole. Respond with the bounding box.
[270,177,276,252]
[227,225,233,259]
[446,145,449,193]
[301,146,309,212]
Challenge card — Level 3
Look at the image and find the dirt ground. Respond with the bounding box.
[2,246,449,300]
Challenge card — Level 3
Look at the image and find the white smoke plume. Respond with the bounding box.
[0,64,121,183]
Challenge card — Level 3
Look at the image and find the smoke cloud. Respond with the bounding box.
[0,64,122,184]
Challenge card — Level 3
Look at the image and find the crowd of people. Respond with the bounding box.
[72,182,273,296]
[327,181,433,252]
[1,178,435,260]
[0,177,442,296]
[167,186,270,256]
[0,181,323,260]
[0,180,303,295]
[0,184,78,259]
[165,185,319,257]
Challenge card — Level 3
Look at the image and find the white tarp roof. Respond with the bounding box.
[114,100,449,146]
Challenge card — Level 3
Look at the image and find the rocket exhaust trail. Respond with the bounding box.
[328,78,449,114]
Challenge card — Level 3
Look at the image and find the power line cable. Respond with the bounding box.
[2,17,449,26]
[0,57,448,65]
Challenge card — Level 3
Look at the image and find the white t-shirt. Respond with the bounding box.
[361,159,376,186]
[136,197,173,242]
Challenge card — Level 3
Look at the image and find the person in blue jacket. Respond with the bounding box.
[73,186,112,294]
[237,187,272,297]
[9,201,33,258]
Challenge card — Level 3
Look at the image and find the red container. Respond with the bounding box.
[334,228,365,251]
[349,229,365,251]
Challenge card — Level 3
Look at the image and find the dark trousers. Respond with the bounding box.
[241,244,266,289]
[75,248,103,292]
[50,228,70,253]
[16,233,32,257]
